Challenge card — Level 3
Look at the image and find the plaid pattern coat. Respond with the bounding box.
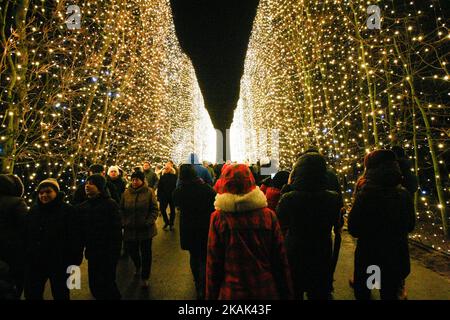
[206,187,293,300]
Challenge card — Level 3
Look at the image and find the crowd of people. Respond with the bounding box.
[0,148,418,300]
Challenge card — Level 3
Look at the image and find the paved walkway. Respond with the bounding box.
[45,214,449,300]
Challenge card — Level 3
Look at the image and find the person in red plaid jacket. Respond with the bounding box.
[206,164,294,300]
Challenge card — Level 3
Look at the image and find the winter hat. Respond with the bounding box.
[107,165,120,175]
[0,174,24,197]
[37,178,60,193]
[86,174,106,191]
[364,149,397,170]
[291,153,327,191]
[214,164,256,195]
[131,170,146,183]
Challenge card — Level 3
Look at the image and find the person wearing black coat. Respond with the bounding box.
[24,178,81,300]
[172,164,216,300]
[348,150,415,300]
[77,174,122,300]
[157,162,178,230]
[276,153,342,300]
[0,174,28,299]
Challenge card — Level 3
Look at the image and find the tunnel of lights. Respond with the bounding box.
[0,1,448,252]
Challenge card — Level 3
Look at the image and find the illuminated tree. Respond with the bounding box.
[239,0,449,246]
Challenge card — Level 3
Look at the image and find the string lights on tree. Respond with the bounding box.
[238,0,449,252]
[0,0,448,252]
[0,1,212,199]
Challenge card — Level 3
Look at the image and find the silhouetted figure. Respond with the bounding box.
[78,174,122,299]
[277,153,342,300]
[0,174,28,298]
[173,164,216,300]
[348,150,415,300]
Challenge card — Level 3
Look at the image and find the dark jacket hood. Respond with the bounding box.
[365,161,402,188]
[291,153,327,192]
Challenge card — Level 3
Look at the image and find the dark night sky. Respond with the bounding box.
[170,0,260,130]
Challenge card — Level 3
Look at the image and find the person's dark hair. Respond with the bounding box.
[179,164,198,181]
[89,164,105,174]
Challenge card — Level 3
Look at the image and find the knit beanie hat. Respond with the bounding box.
[107,165,120,175]
[37,178,60,193]
[364,149,397,170]
[86,174,106,192]
[214,164,256,195]
[131,170,146,183]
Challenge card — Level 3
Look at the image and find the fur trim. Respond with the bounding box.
[214,187,268,212]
